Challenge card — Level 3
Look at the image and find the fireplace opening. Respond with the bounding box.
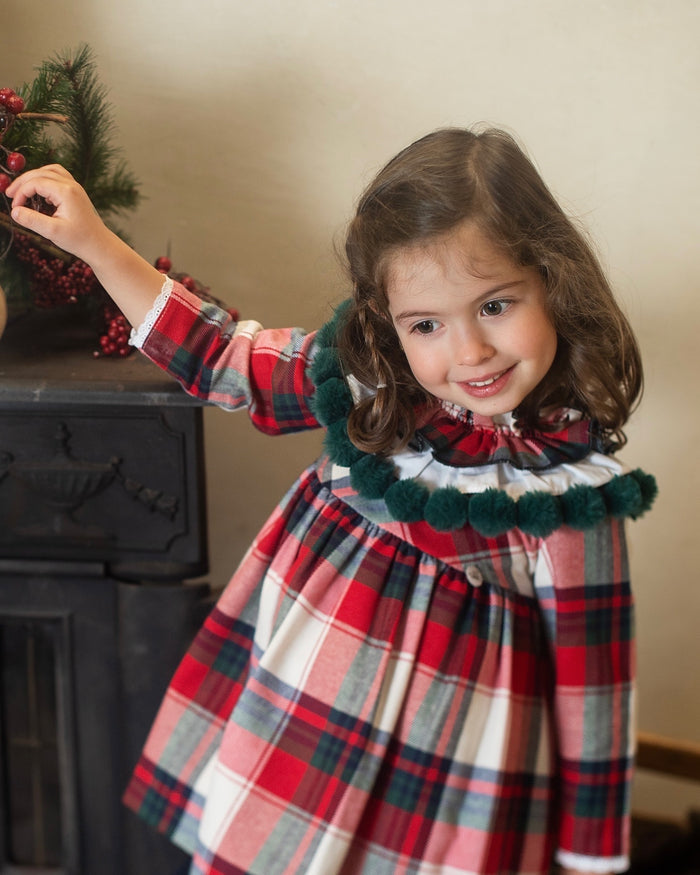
[1,615,76,871]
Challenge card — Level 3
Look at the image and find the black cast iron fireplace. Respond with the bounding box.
[0,309,213,874]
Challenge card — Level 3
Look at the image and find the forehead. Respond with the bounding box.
[385,222,517,294]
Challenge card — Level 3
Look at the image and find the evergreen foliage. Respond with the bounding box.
[0,45,140,312]
[3,44,139,219]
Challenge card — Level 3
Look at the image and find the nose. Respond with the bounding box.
[454,325,495,366]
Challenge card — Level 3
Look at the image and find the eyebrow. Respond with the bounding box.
[391,280,525,325]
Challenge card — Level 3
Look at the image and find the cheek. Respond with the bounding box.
[402,342,442,386]
[525,314,558,368]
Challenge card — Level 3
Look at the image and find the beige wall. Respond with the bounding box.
[2,0,698,820]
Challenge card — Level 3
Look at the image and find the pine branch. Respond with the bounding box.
[0,44,142,320]
[17,112,69,124]
[3,45,142,218]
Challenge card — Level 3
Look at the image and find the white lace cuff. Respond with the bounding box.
[555,848,630,873]
[129,275,174,348]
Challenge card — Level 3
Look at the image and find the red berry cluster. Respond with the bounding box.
[0,88,26,193]
[0,87,25,116]
[95,303,132,358]
[12,232,100,308]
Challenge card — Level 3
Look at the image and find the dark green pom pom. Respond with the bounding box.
[601,475,643,518]
[324,420,363,467]
[628,468,658,516]
[517,491,563,538]
[469,488,517,537]
[311,377,353,426]
[560,484,606,529]
[385,479,430,522]
[349,455,396,499]
[425,487,469,531]
[315,299,351,348]
[310,346,342,385]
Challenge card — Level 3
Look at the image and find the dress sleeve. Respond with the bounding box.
[132,279,321,435]
[534,518,635,874]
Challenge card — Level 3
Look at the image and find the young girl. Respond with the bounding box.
[7,127,656,875]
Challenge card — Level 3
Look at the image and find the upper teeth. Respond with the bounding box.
[469,371,504,387]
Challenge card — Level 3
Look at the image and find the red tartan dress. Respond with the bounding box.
[124,280,656,875]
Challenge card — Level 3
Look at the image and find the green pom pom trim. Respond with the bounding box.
[601,475,643,518]
[310,345,343,386]
[560,484,607,529]
[314,298,352,350]
[349,455,396,500]
[385,479,430,522]
[425,487,470,531]
[629,468,658,516]
[517,491,563,538]
[310,300,658,536]
[324,420,364,467]
[469,489,517,537]
[311,377,353,426]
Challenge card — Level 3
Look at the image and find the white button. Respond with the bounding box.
[466,565,483,587]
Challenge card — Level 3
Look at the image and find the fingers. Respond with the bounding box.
[6,164,75,210]
[5,165,95,256]
[6,164,73,195]
[9,203,57,239]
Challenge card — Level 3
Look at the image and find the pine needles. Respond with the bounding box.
[3,43,140,220]
[0,44,141,314]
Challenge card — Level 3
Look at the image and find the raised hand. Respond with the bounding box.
[7,164,165,328]
[7,164,110,265]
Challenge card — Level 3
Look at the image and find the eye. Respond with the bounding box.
[411,319,439,335]
[481,299,510,317]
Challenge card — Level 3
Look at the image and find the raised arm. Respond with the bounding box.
[7,164,163,328]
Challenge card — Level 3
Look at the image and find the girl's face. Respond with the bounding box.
[386,222,557,418]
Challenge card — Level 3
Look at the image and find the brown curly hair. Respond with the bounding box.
[336,127,642,455]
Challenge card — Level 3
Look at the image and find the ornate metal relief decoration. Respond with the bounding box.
[3,422,179,541]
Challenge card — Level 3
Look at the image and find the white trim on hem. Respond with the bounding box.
[129,275,173,348]
[555,848,630,873]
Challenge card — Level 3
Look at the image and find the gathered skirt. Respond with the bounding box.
[124,465,557,875]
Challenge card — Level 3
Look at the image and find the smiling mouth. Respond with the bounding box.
[458,366,515,398]
[466,368,510,387]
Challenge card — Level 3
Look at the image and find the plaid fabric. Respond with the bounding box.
[124,285,635,874]
[415,408,604,470]
[139,286,319,432]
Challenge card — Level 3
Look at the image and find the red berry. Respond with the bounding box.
[181,275,196,291]
[227,308,240,321]
[155,255,172,272]
[5,94,24,115]
[0,173,10,193]
[6,152,25,173]
[0,88,14,106]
